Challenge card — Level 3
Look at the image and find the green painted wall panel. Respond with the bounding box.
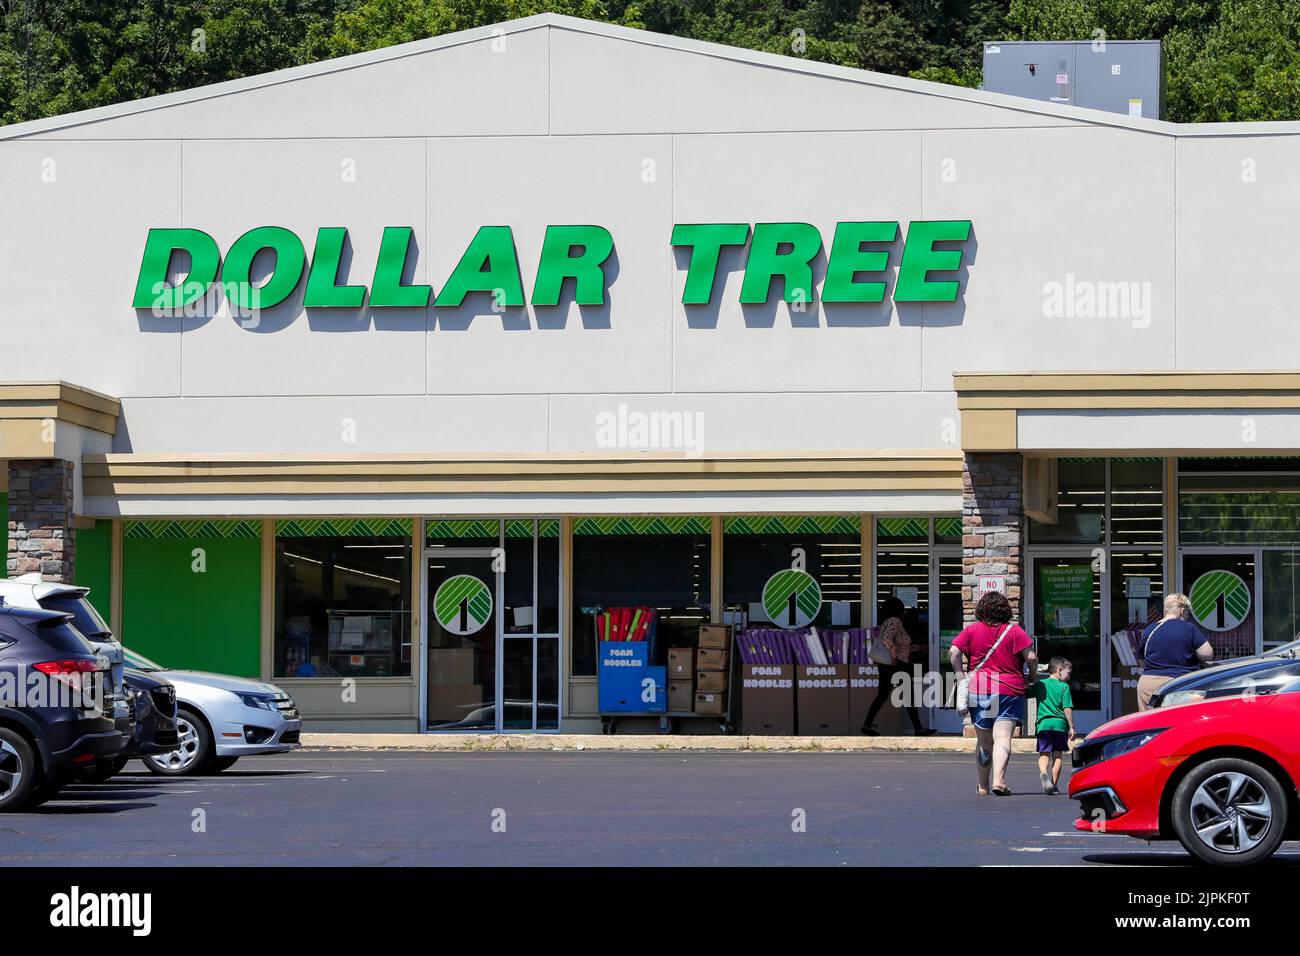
[74,520,113,622]
[122,535,261,677]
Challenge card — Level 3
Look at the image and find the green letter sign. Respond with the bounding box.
[223,226,306,312]
[304,227,367,308]
[132,228,221,310]
[370,226,432,308]
[532,225,614,306]
[739,222,823,304]
[434,226,525,308]
[822,221,897,303]
[670,223,750,304]
[894,219,971,302]
[132,218,973,316]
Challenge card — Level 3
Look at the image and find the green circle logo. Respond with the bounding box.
[1189,570,1251,632]
[434,574,493,635]
[762,569,822,630]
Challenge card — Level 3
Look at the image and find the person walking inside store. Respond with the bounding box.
[1137,593,1214,710]
[950,591,1037,796]
[861,596,936,736]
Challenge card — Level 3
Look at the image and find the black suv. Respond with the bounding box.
[77,667,180,782]
[0,606,125,811]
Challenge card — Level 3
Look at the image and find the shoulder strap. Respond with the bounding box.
[969,623,1014,677]
[1140,619,1168,661]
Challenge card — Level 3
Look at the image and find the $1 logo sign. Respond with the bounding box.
[434,574,493,635]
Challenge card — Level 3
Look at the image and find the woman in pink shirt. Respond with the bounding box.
[950,592,1037,796]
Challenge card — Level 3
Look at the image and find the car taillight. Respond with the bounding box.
[33,659,101,674]
[33,659,103,699]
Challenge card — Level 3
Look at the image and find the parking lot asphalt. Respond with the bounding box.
[2,749,1298,867]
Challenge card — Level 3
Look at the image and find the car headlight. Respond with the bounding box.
[1157,689,1206,709]
[1100,729,1166,761]
[237,692,279,711]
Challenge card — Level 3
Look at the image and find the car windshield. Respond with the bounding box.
[41,595,113,639]
[123,647,165,672]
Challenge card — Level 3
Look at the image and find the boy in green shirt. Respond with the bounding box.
[1033,657,1077,795]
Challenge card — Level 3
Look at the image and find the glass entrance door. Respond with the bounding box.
[931,553,965,733]
[1180,551,1260,660]
[1029,554,1106,732]
[426,551,499,730]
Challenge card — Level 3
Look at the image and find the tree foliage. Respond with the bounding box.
[1,0,1298,125]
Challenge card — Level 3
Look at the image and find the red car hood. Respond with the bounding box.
[1083,694,1279,741]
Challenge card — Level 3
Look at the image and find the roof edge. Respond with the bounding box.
[2,14,1299,142]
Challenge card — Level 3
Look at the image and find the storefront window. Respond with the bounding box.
[425,518,501,550]
[570,517,712,677]
[1262,550,1300,650]
[275,521,413,678]
[1028,458,1105,544]
[723,516,861,628]
[1109,458,1163,546]
[875,517,928,546]
[503,519,560,635]
[934,517,963,545]
[1109,552,1165,630]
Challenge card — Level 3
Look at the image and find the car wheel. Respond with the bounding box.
[1171,757,1290,867]
[0,729,38,812]
[142,710,211,776]
[208,756,239,773]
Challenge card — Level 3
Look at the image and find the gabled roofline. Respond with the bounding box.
[1,13,1298,141]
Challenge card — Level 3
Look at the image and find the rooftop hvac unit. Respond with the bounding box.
[982,40,1164,120]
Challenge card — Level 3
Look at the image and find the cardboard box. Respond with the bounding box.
[696,647,728,671]
[796,665,850,735]
[741,664,795,735]
[429,647,476,685]
[847,663,904,736]
[696,669,727,693]
[694,691,727,715]
[1115,664,1143,716]
[667,648,695,681]
[669,680,695,712]
[698,624,732,649]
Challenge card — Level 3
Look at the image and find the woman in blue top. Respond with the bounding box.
[1138,593,1214,710]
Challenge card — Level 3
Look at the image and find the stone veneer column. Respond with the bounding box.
[7,459,76,583]
[961,452,1024,624]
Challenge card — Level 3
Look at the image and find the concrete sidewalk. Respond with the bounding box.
[301,733,1044,753]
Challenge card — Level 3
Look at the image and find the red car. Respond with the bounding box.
[1069,676,1300,866]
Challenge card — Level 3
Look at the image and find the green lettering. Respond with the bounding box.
[223,226,306,312]
[304,227,367,308]
[370,226,432,308]
[434,226,525,308]
[671,223,750,304]
[822,221,897,303]
[532,225,614,306]
[894,220,971,302]
[132,228,220,310]
[739,222,822,304]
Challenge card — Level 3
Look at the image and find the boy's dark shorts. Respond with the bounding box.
[1036,730,1070,754]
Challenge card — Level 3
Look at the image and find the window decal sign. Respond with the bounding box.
[433,574,493,636]
[762,569,823,630]
[1189,570,1252,632]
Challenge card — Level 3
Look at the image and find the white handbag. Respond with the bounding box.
[868,626,894,666]
[955,624,1012,715]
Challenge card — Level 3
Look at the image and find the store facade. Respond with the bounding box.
[5,15,1300,733]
